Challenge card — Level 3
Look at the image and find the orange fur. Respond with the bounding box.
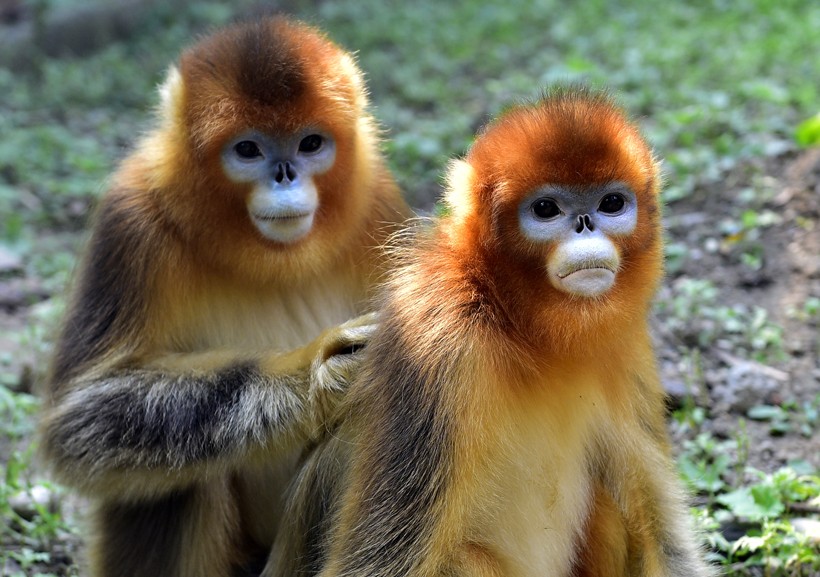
[38,17,410,577]
[276,87,711,577]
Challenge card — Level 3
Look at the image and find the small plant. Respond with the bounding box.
[678,432,732,498]
[731,519,820,576]
[672,399,708,434]
[658,278,786,362]
[1,448,75,577]
[1,384,76,573]
[2,547,53,576]
[708,467,820,575]
[795,112,820,147]
[748,397,820,438]
[789,297,820,323]
[719,209,781,272]
[0,386,39,440]
[675,430,820,576]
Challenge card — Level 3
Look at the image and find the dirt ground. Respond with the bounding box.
[658,147,820,474]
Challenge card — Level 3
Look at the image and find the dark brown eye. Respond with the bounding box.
[599,193,625,214]
[234,140,262,159]
[298,134,323,153]
[532,198,561,220]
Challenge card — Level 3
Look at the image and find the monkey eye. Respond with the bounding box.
[531,198,561,220]
[598,193,626,215]
[298,134,324,153]
[234,140,262,159]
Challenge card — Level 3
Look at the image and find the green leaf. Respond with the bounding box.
[750,484,786,517]
[717,485,785,521]
[747,404,785,421]
[787,460,816,476]
[718,487,757,518]
[677,454,728,494]
[796,113,820,147]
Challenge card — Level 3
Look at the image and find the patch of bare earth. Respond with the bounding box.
[659,148,820,474]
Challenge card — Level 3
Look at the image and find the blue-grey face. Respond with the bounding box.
[517,182,638,297]
[221,129,337,244]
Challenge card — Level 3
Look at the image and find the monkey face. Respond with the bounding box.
[439,89,663,347]
[221,129,337,244]
[517,182,638,297]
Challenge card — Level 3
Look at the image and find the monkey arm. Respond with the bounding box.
[314,318,466,577]
[265,433,351,577]
[579,419,711,577]
[39,315,375,500]
[628,450,713,577]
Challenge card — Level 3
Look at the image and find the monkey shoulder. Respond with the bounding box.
[50,189,169,387]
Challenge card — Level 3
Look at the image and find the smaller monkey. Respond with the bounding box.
[38,16,410,577]
[268,87,713,577]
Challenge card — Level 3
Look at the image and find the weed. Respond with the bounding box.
[788,297,820,323]
[718,468,820,575]
[748,397,820,438]
[0,387,38,440]
[658,278,786,362]
[719,208,782,272]
[685,455,820,575]
[795,112,820,147]
[678,432,732,498]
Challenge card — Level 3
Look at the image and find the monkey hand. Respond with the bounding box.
[307,312,378,436]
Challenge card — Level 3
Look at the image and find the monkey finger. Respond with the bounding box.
[312,351,363,393]
[318,322,378,360]
[324,311,379,354]
[338,310,379,329]
[308,352,364,434]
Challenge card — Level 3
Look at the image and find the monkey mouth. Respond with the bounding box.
[253,212,312,222]
[250,210,316,244]
[551,261,618,298]
[556,262,617,279]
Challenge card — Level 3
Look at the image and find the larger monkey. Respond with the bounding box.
[269,88,712,577]
[38,17,410,577]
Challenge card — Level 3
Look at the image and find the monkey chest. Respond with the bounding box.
[471,392,603,576]
[179,279,365,351]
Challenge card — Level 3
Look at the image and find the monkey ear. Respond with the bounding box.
[157,65,186,131]
[444,159,479,226]
[336,53,369,113]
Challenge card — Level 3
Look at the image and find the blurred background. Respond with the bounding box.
[0,0,818,575]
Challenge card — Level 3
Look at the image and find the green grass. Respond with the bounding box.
[1,0,818,574]
[317,0,820,204]
[3,0,819,222]
[677,427,820,574]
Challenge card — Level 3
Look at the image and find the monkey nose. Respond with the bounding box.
[274,162,297,184]
[575,214,594,233]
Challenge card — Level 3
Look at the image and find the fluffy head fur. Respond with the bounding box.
[121,17,390,285]
[442,87,663,358]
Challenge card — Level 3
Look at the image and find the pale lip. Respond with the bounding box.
[556,261,616,279]
[253,212,312,221]
[556,268,616,297]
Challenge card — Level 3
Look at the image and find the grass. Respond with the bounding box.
[1,0,818,575]
[677,426,820,574]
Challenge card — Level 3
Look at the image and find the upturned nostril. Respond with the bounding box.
[575,216,584,234]
[575,214,595,233]
[285,162,297,182]
[274,164,285,183]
